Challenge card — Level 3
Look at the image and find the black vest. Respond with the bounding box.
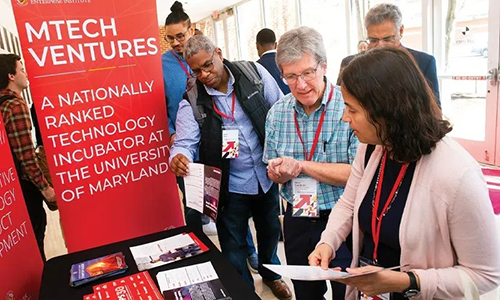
[187,59,270,211]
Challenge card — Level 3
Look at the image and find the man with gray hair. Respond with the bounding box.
[338,3,440,106]
[168,35,292,299]
[264,26,359,300]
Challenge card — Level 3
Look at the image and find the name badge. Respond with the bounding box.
[222,126,239,159]
[359,256,390,300]
[360,293,390,300]
[292,177,319,218]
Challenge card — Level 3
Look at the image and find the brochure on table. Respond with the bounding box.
[184,163,222,222]
[157,261,232,300]
[91,271,162,300]
[129,232,209,271]
[70,252,128,287]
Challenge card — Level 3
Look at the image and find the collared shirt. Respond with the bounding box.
[0,89,48,191]
[161,50,192,136]
[263,80,359,210]
[257,50,291,95]
[261,49,277,56]
[170,62,283,195]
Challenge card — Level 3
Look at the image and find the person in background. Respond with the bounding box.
[256,28,291,95]
[309,47,500,299]
[163,1,194,143]
[161,1,205,232]
[264,26,359,300]
[337,40,368,86]
[337,3,440,107]
[169,35,292,300]
[0,54,56,261]
[357,40,368,53]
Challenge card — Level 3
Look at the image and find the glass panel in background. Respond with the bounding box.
[237,0,263,61]
[215,20,226,57]
[301,0,348,81]
[264,0,298,39]
[201,18,215,42]
[440,0,489,141]
[226,13,239,61]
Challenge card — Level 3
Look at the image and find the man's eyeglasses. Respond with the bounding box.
[366,35,396,45]
[165,29,189,43]
[191,52,216,77]
[282,62,321,86]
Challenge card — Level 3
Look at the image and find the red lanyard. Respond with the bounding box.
[171,50,191,77]
[371,151,409,263]
[212,92,236,123]
[293,85,334,161]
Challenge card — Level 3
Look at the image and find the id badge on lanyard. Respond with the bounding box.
[291,84,333,218]
[222,125,239,159]
[213,93,239,159]
[359,257,391,300]
[292,177,319,218]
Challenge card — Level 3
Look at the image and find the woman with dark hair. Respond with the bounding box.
[308,48,500,299]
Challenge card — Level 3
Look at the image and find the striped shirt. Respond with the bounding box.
[263,80,359,210]
[0,89,48,191]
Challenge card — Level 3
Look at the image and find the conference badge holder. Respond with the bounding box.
[359,256,390,300]
[222,125,239,159]
[292,177,319,218]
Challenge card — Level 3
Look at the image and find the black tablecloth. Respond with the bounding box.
[39,225,260,299]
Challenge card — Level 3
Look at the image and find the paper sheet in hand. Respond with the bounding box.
[263,264,407,281]
[263,265,347,281]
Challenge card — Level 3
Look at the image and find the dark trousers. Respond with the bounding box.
[284,204,352,300]
[177,176,202,231]
[19,179,47,262]
[216,184,281,288]
[246,227,256,256]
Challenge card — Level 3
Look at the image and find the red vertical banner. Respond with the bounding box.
[0,115,43,299]
[11,0,184,252]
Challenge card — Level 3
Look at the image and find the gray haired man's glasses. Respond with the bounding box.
[191,52,216,77]
[282,62,321,86]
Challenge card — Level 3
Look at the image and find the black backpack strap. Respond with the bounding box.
[184,76,206,128]
[232,61,263,94]
[364,144,376,168]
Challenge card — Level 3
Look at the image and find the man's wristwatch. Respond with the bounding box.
[403,271,420,298]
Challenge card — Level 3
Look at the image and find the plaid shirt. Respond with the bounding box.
[0,89,48,191]
[263,81,359,210]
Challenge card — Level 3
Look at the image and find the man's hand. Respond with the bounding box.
[267,157,303,183]
[308,243,334,270]
[169,133,177,147]
[267,158,283,181]
[41,186,56,203]
[279,156,302,179]
[170,154,190,176]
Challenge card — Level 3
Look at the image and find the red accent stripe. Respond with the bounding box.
[481,167,500,214]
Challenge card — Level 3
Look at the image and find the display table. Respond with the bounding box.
[39,225,260,299]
